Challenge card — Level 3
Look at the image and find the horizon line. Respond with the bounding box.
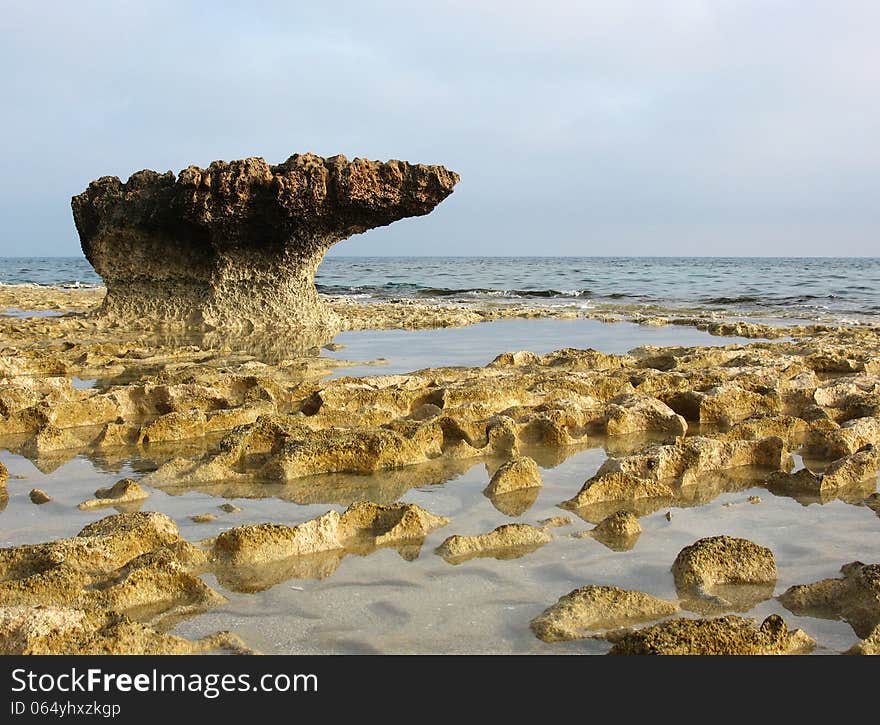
[3,253,880,260]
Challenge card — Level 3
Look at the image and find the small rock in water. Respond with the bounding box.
[78,478,149,511]
[191,513,217,523]
[218,503,241,514]
[538,516,572,528]
[665,511,673,521]
[29,489,52,505]
[748,496,762,504]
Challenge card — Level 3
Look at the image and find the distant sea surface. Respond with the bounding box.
[2,255,879,323]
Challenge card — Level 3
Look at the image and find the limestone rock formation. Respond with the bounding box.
[672,536,777,613]
[72,154,459,329]
[673,536,778,591]
[530,585,678,642]
[435,523,552,564]
[0,606,249,655]
[0,511,242,652]
[769,444,880,499]
[607,614,815,655]
[779,561,880,638]
[848,624,880,655]
[601,394,687,437]
[78,478,149,511]
[582,510,642,551]
[211,502,449,568]
[29,488,52,504]
[484,456,543,496]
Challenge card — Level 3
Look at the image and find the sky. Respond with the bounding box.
[1,0,878,257]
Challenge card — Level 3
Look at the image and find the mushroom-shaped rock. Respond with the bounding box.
[608,614,815,655]
[530,585,678,642]
[72,154,459,329]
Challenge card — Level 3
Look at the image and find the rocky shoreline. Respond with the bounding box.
[1,286,879,654]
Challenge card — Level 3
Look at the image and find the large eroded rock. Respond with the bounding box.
[72,154,459,329]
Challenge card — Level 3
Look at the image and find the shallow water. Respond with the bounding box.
[1,437,875,654]
[1,308,877,654]
[1,307,63,318]
[323,317,763,377]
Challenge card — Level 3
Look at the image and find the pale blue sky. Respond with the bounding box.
[1,1,878,257]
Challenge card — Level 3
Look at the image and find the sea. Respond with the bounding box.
[1,255,879,324]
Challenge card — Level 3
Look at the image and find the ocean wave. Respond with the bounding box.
[320,283,594,300]
[703,295,762,305]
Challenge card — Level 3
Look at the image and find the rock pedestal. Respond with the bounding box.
[72,154,459,329]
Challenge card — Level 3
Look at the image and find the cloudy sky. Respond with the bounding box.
[1,1,878,257]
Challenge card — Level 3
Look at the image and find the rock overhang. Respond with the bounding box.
[72,153,459,330]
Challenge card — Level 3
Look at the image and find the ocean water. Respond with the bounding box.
[1,255,879,323]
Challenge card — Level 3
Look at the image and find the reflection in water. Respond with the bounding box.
[154,458,483,506]
[139,326,338,364]
[678,583,777,616]
[765,477,877,507]
[214,549,347,592]
[214,538,429,594]
[587,529,640,552]
[3,426,874,518]
[566,465,793,524]
[437,542,549,566]
[485,487,541,517]
[0,431,223,478]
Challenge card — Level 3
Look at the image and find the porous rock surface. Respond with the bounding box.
[3,285,880,654]
[608,614,815,655]
[560,436,791,519]
[0,606,249,655]
[212,501,449,568]
[435,523,552,564]
[78,478,149,511]
[672,536,777,591]
[484,456,543,495]
[530,585,678,642]
[585,510,642,550]
[0,512,242,654]
[72,154,459,329]
[768,444,879,497]
[778,561,880,638]
[848,624,880,655]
